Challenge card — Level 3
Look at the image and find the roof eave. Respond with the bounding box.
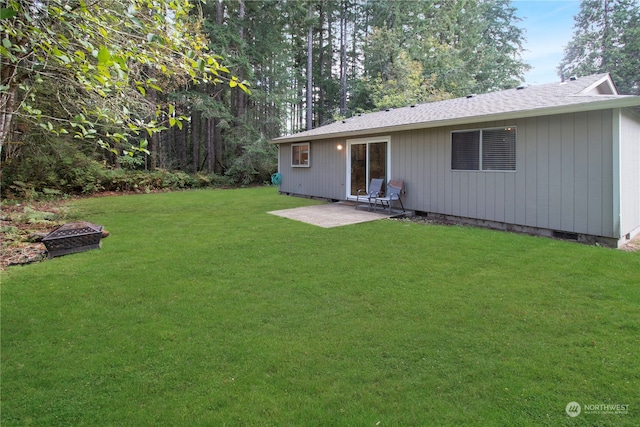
[579,73,618,95]
[270,97,640,144]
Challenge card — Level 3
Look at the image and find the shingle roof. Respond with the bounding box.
[271,73,640,143]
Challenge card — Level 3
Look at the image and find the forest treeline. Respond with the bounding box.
[1,0,638,198]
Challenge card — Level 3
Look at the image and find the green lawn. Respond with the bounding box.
[2,187,639,426]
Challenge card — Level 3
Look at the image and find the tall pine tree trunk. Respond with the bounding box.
[602,0,612,70]
[339,0,348,116]
[236,0,246,122]
[191,109,200,173]
[149,128,157,171]
[214,0,224,175]
[306,2,313,130]
[148,88,158,170]
[206,117,214,174]
[178,122,187,170]
[214,118,223,174]
[318,3,325,126]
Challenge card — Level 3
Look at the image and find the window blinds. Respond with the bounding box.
[451,128,516,171]
[451,130,480,170]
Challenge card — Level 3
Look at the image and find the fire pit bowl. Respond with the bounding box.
[42,222,103,258]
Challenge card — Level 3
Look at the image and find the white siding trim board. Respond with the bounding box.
[612,108,622,239]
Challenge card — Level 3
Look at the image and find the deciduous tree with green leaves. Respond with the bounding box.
[358,0,529,111]
[364,48,447,110]
[0,0,249,158]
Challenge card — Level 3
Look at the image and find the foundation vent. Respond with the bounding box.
[552,230,579,241]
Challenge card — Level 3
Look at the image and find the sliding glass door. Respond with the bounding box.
[348,138,389,197]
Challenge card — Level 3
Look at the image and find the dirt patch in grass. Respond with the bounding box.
[1,192,135,270]
[0,200,70,269]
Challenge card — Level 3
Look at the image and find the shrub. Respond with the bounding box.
[1,133,277,200]
[224,137,277,185]
[1,136,106,198]
[98,169,207,193]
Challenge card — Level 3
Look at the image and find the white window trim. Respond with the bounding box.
[345,136,391,200]
[451,126,517,172]
[291,142,310,167]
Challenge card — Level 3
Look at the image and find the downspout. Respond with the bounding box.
[277,144,281,189]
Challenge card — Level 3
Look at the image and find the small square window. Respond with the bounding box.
[292,143,310,167]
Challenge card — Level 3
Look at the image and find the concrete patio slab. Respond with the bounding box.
[268,202,401,228]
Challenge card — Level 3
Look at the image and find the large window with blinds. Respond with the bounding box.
[451,127,516,171]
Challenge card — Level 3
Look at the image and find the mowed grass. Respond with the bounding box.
[2,187,639,426]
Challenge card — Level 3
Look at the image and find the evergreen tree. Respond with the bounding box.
[2,0,534,193]
[559,0,640,95]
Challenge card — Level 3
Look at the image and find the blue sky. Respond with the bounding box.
[513,0,581,85]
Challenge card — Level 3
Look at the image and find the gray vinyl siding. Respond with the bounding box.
[619,108,640,237]
[278,137,347,200]
[392,110,616,237]
[278,110,624,238]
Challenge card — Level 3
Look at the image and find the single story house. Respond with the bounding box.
[270,73,640,247]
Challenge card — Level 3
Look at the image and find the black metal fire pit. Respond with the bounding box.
[42,222,103,258]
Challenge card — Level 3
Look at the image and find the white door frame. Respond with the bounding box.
[345,136,391,200]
